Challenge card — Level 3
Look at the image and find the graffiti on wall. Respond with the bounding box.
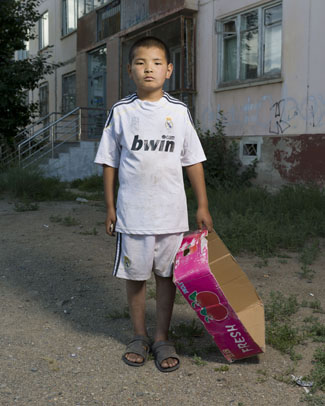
[202,93,325,135]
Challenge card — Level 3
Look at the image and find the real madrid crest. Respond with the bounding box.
[165,116,173,132]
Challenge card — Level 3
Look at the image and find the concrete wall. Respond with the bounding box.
[40,141,102,181]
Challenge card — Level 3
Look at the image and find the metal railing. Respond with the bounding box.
[16,107,107,168]
[1,112,63,168]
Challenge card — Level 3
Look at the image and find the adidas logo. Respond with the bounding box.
[131,135,175,152]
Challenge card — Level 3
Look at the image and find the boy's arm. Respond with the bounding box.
[103,164,118,236]
[185,162,213,232]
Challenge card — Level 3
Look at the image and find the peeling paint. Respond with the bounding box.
[273,134,325,183]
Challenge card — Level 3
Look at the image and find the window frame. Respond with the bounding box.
[39,11,49,50]
[62,0,77,36]
[62,71,77,113]
[96,0,121,41]
[217,1,282,87]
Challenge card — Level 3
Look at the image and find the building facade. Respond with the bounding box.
[197,0,325,185]
[24,0,325,185]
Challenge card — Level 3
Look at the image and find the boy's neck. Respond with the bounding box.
[137,89,164,102]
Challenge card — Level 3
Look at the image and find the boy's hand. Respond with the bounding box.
[196,207,213,232]
[105,208,116,236]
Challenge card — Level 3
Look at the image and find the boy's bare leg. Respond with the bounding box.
[125,279,148,364]
[154,274,178,369]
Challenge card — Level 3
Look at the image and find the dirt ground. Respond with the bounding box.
[1,196,324,406]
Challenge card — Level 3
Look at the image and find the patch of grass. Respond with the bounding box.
[308,347,325,392]
[192,354,207,366]
[49,215,62,223]
[301,394,325,405]
[266,322,304,359]
[80,227,98,236]
[256,368,268,383]
[299,240,320,266]
[14,200,39,212]
[0,167,74,201]
[265,291,300,323]
[265,291,304,360]
[254,258,268,268]
[308,321,325,343]
[188,185,325,256]
[70,175,103,193]
[106,306,130,320]
[301,300,324,314]
[273,366,296,385]
[62,216,80,226]
[297,265,316,282]
[214,365,229,372]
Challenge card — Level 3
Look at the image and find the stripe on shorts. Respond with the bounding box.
[113,232,122,276]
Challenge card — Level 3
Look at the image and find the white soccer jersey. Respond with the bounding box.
[94,92,206,234]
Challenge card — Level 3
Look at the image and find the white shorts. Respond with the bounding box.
[113,233,183,281]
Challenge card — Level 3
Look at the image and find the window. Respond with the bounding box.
[217,2,282,85]
[39,11,49,49]
[62,72,76,113]
[62,0,77,35]
[39,83,49,117]
[240,137,263,165]
[97,0,120,41]
[78,0,112,18]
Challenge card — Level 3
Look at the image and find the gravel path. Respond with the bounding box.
[1,197,324,406]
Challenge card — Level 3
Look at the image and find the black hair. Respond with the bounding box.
[128,36,171,64]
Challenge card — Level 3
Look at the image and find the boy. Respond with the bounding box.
[95,36,213,372]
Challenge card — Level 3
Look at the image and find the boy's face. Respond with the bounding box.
[128,46,173,100]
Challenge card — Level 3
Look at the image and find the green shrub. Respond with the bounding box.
[196,112,257,189]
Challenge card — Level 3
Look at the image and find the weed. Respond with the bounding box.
[265,291,299,323]
[308,321,325,343]
[14,200,39,212]
[301,300,324,313]
[50,215,62,223]
[296,264,316,282]
[273,366,296,385]
[192,354,207,366]
[62,216,80,226]
[214,365,229,372]
[196,112,257,190]
[266,322,303,359]
[254,258,268,268]
[304,316,320,324]
[80,227,98,236]
[301,394,325,405]
[106,306,130,320]
[256,368,268,383]
[308,347,325,392]
[299,240,320,266]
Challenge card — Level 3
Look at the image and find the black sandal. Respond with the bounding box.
[122,335,151,367]
[152,340,180,372]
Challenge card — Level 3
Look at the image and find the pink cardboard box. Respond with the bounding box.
[174,230,265,362]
